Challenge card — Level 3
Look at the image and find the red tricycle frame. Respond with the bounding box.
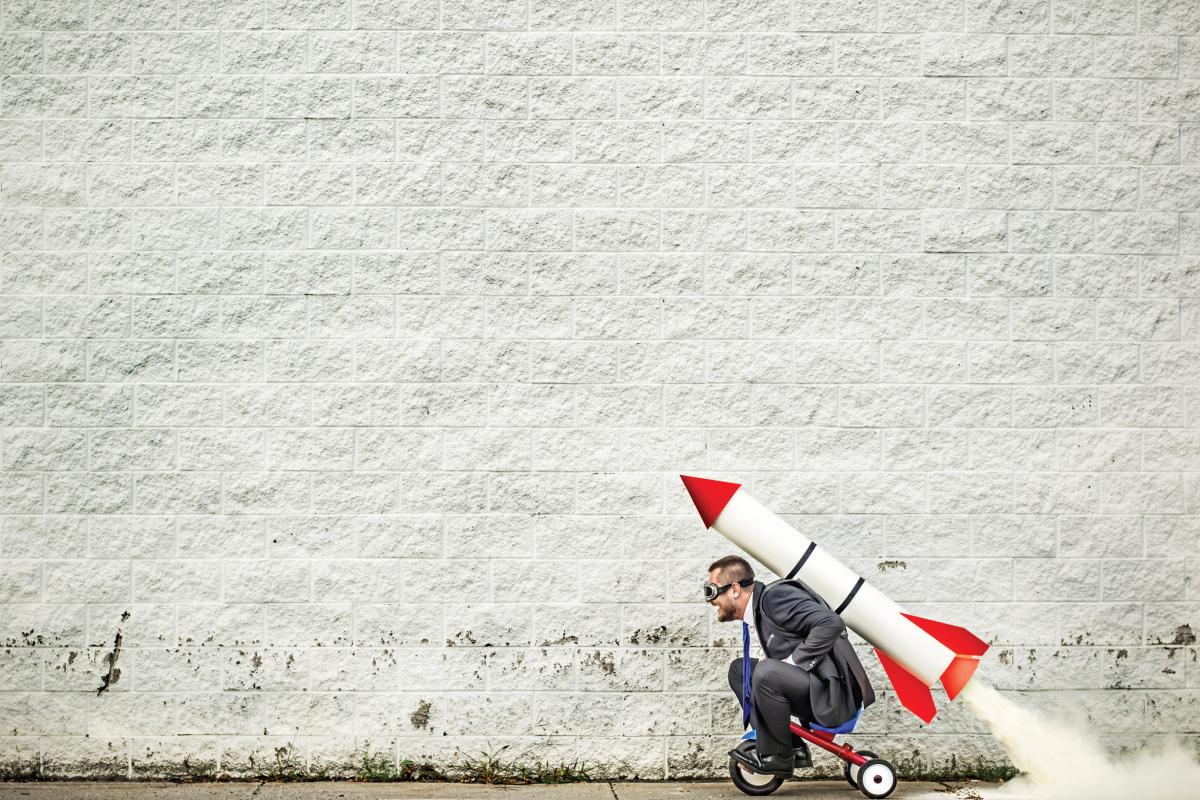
[790,720,869,767]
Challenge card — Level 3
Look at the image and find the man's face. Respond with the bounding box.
[707,569,746,623]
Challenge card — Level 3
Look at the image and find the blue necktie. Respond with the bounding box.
[742,621,753,728]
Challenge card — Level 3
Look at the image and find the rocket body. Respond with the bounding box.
[683,475,988,724]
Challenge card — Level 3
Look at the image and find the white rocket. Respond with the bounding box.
[683,475,988,724]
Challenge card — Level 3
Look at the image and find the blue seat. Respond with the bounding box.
[739,706,863,741]
[809,706,862,735]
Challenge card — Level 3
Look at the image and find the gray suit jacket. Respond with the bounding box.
[750,578,876,726]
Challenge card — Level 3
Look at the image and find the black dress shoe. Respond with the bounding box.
[791,740,813,769]
[729,747,795,775]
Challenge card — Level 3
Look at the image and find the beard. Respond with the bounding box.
[715,602,733,622]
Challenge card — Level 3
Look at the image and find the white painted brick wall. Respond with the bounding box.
[1,0,1199,781]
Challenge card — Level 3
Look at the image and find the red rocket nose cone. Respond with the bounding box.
[680,475,741,528]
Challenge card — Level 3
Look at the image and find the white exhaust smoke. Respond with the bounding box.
[957,680,1200,799]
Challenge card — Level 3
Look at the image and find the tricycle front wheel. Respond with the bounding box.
[728,740,785,796]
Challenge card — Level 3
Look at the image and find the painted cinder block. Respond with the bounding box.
[1,1,1199,780]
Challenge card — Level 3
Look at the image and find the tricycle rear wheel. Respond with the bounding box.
[856,757,897,799]
[844,749,878,788]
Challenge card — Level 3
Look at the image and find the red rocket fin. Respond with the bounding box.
[901,613,989,657]
[875,648,936,724]
[900,613,988,700]
[679,475,741,528]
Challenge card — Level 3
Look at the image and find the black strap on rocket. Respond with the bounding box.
[786,542,817,579]
[786,542,866,615]
[835,577,865,614]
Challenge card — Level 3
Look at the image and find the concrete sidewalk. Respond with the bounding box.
[0,781,983,800]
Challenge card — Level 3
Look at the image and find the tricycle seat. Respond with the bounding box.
[808,706,862,735]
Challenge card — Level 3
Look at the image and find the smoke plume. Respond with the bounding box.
[957,680,1200,799]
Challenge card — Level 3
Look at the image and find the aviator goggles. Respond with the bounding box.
[703,578,753,602]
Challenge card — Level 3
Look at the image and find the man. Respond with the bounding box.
[705,555,875,775]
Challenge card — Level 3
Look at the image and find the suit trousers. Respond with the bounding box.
[728,656,816,758]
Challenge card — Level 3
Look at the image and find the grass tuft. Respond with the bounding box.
[352,748,397,782]
[0,760,42,781]
[891,753,1018,782]
[255,744,309,782]
[447,744,593,784]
